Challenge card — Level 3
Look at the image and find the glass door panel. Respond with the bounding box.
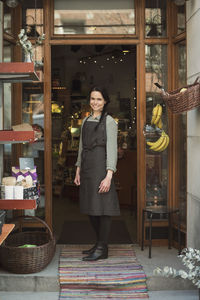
[145,44,168,208]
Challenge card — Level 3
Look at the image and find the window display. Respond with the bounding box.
[145,44,168,209]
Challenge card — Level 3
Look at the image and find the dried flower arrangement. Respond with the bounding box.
[154,248,200,289]
[18,29,45,65]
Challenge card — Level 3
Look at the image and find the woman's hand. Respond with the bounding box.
[98,170,113,193]
[74,167,80,186]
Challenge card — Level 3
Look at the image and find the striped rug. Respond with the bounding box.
[59,244,148,299]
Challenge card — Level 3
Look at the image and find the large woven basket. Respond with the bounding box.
[162,77,200,114]
[0,215,56,274]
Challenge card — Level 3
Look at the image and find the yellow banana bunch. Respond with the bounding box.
[147,131,169,152]
[151,104,163,126]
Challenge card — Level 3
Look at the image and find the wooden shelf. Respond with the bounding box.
[0,130,35,143]
[0,224,15,245]
[0,62,39,82]
[0,200,37,210]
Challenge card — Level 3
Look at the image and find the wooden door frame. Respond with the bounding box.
[43,0,186,245]
[43,0,144,235]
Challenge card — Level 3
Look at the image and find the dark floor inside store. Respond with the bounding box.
[52,195,137,244]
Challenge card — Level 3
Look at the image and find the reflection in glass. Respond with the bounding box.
[145,44,168,208]
[3,42,12,129]
[22,84,45,218]
[25,9,44,37]
[177,5,185,35]
[177,42,186,224]
[145,0,167,37]
[3,5,12,34]
[3,42,12,177]
[54,0,135,35]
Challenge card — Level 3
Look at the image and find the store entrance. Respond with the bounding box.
[51,44,137,243]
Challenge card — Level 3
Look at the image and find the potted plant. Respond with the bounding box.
[154,247,200,298]
[18,29,45,65]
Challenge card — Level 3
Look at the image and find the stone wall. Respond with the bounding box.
[186,0,200,248]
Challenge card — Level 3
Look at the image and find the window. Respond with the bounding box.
[54,0,135,35]
[145,0,167,38]
[145,44,168,208]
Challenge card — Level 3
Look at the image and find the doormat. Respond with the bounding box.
[59,244,148,299]
[57,220,132,244]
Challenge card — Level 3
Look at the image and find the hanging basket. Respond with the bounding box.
[162,77,200,114]
[0,215,56,274]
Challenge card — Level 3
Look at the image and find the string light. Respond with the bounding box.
[78,48,134,67]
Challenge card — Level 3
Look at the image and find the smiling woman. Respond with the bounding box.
[74,86,120,261]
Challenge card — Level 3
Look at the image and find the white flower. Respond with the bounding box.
[187,263,195,270]
[179,270,188,279]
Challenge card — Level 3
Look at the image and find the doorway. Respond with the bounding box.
[51,44,137,243]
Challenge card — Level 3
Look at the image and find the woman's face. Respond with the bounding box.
[90,91,106,114]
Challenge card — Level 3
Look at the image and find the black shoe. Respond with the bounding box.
[82,244,97,255]
[82,244,108,261]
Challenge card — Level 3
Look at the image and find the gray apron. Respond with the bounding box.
[80,115,120,216]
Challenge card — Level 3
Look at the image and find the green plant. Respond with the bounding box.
[154,248,200,288]
[18,29,45,62]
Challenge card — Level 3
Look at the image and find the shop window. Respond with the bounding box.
[53,0,135,35]
[22,83,45,218]
[145,0,167,38]
[145,44,168,208]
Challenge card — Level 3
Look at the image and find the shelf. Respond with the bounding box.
[0,130,35,143]
[0,62,39,82]
[0,224,15,245]
[0,200,37,210]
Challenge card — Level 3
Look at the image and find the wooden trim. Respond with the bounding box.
[50,39,140,45]
[136,0,145,245]
[51,34,138,40]
[144,38,169,44]
[167,1,175,210]
[44,0,52,229]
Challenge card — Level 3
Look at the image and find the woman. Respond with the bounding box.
[74,86,120,261]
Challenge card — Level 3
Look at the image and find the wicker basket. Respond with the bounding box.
[162,77,200,114]
[0,215,56,274]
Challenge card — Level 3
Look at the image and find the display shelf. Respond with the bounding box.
[0,62,39,82]
[0,130,35,144]
[0,200,37,210]
[0,224,15,245]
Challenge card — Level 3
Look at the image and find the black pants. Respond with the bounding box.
[89,215,111,245]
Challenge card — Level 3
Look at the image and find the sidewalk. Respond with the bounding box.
[0,244,198,299]
[0,290,198,300]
